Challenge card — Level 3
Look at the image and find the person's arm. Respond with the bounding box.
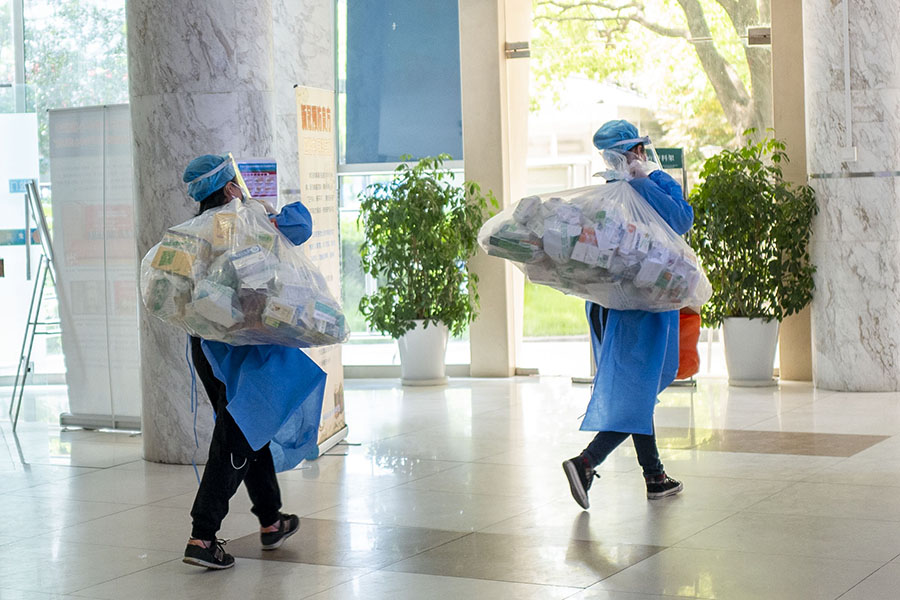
[629,171,694,235]
[272,201,313,246]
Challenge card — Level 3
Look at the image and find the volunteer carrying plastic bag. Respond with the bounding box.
[146,153,335,571]
[481,121,710,511]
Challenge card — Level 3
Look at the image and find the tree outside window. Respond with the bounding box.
[24,0,128,179]
[532,0,773,172]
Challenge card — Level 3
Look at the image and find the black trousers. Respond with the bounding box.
[584,304,664,476]
[189,337,282,540]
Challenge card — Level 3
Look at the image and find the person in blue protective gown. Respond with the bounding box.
[562,121,693,510]
[179,154,327,570]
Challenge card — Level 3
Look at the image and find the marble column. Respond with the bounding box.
[803,0,900,390]
[129,0,276,462]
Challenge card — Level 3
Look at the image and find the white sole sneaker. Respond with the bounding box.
[562,459,590,509]
[647,481,683,499]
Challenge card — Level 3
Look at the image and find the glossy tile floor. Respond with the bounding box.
[2,377,900,599]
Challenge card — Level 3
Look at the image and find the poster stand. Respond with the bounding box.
[8,180,61,430]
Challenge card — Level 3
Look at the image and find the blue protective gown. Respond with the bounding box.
[200,201,328,471]
[581,170,694,435]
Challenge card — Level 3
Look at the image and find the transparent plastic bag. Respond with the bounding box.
[140,198,349,347]
[478,181,712,312]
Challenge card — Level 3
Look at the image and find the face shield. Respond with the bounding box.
[224,153,254,202]
[185,152,254,203]
[595,136,661,182]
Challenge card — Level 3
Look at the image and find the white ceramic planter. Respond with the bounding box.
[397,320,449,386]
[722,317,780,387]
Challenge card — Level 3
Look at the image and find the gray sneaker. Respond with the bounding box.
[183,539,234,570]
[260,513,300,550]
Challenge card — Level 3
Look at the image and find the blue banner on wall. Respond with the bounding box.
[346,0,463,164]
[8,178,30,194]
[0,228,39,246]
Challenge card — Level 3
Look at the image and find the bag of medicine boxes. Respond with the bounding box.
[478,181,712,312]
[141,199,349,347]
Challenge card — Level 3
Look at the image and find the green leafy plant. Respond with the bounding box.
[357,155,497,339]
[689,131,818,328]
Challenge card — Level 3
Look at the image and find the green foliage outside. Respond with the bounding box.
[357,155,497,339]
[21,1,127,177]
[339,215,368,334]
[0,2,15,113]
[531,0,773,175]
[689,131,818,327]
[523,280,587,337]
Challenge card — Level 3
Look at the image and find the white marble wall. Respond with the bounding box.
[803,0,900,390]
[273,0,334,209]
[129,0,333,463]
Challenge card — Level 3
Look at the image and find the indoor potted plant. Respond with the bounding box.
[689,131,817,386]
[357,154,496,385]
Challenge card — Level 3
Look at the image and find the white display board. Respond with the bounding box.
[49,105,141,428]
[0,114,41,376]
[295,86,347,452]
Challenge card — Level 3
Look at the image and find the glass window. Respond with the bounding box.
[1,0,129,382]
[526,0,773,375]
[0,0,13,113]
[337,1,469,366]
[24,0,128,179]
[339,0,463,165]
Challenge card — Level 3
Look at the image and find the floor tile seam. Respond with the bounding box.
[683,444,885,460]
[375,531,477,573]
[568,544,690,597]
[381,558,594,593]
[298,514,489,537]
[731,479,801,513]
[64,556,184,597]
[301,515,502,540]
[659,504,747,550]
[289,459,471,487]
[593,580,717,600]
[729,427,893,444]
[739,506,900,525]
[287,565,379,600]
[833,561,899,600]
[48,502,200,541]
[0,584,102,600]
[373,462,472,491]
[393,481,571,501]
[447,526,673,552]
[1,499,145,534]
[669,537,900,564]
[12,458,140,470]
[659,544,889,567]
[0,464,105,487]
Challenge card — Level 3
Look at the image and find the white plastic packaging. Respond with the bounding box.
[478,181,712,312]
[140,198,349,347]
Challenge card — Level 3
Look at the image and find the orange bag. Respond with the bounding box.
[677,310,701,379]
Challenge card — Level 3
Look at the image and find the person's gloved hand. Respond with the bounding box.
[254,197,278,215]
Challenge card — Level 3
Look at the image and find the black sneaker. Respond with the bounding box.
[260,513,300,550]
[646,473,683,499]
[562,455,598,509]
[183,539,234,570]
